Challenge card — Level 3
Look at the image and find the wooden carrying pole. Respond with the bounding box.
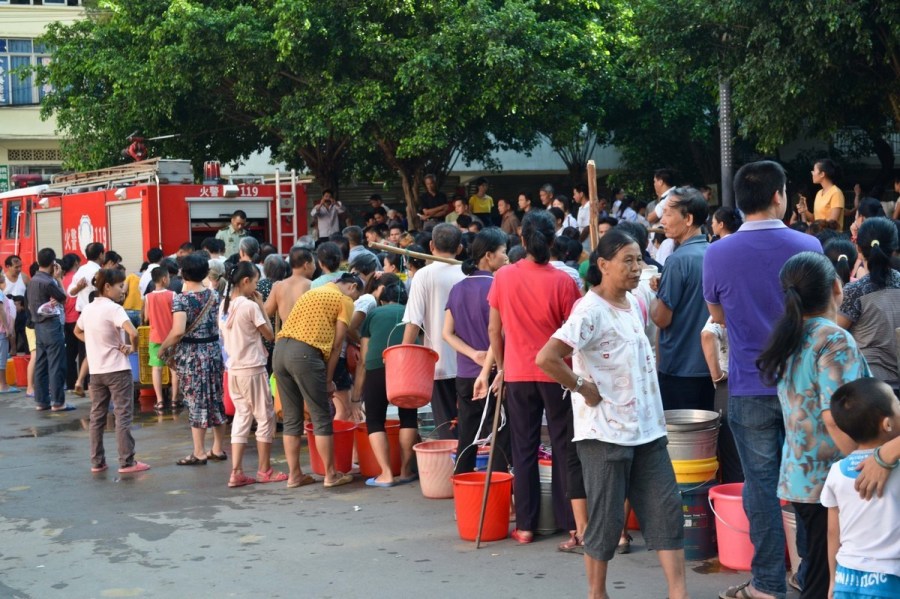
[474,381,505,549]
[368,241,462,266]
[587,160,600,250]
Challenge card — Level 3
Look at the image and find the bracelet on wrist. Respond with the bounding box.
[873,446,899,470]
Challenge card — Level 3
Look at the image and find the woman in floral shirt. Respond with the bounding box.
[758,252,870,599]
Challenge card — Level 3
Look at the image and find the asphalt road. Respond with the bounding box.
[0,391,792,599]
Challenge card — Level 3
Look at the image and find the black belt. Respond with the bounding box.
[182,335,219,344]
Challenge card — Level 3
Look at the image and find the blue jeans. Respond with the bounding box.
[728,394,786,598]
[34,320,67,409]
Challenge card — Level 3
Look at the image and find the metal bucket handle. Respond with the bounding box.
[707,494,750,535]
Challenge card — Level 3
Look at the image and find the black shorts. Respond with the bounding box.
[333,357,353,391]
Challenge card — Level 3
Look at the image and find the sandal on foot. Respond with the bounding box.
[719,582,775,599]
[256,468,288,484]
[510,528,534,544]
[91,463,108,473]
[228,472,257,488]
[616,533,633,554]
[206,450,227,461]
[119,461,151,474]
[323,472,353,488]
[558,532,584,553]
[72,385,85,398]
[365,477,397,488]
[286,474,316,489]
[176,455,207,466]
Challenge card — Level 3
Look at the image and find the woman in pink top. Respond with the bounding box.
[484,210,582,544]
[74,269,148,474]
[218,262,286,488]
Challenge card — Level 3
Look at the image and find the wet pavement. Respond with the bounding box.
[0,391,790,599]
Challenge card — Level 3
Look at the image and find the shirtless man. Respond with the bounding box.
[264,246,316,324]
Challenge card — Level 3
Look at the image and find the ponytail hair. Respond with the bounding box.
[757,252,836,385]
[584,229,640,287]
[857,217,898,289]
[462,226,508,275]
[823,238,857,285]
[94,268,126,297]
[380,281,408,306]
[222,261,259,315]
[521,210,556,265]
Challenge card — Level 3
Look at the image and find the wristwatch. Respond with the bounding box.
[572,376,584,393]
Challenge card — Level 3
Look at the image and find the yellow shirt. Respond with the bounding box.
[469,194,493,215]
[277,283,353,360]
[123,273,143,311]
[813,185,845,230]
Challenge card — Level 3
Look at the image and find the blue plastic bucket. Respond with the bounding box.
[680,480,717,561]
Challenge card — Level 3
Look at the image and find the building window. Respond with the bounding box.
[0,38,52,106]
[1,2,82,6]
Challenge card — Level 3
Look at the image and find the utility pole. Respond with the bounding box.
[719,76,734,208]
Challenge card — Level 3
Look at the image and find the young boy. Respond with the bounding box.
[822,377,900,599]
[143,267,178,410]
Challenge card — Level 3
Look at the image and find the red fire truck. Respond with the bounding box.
[0,159,307,273]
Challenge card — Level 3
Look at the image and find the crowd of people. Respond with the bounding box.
[9,160,900,599]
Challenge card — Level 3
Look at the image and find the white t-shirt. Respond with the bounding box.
[402,261,465,379]
[68,261,101,312]
[4,275,26,297]
[821,450,900,578]
[654,188,674,220]
[550,261,582,290]
[701,317,728,376]
[577,203,591,231]
[341,293,378,359]
[655,238,676,265]
[139,264,160,297]
[552,291,667,446]
[76,297,131,375]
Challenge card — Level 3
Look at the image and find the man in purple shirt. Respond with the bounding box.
[704,161,822,599]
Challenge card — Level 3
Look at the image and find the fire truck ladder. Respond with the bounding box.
[275,169,299,251]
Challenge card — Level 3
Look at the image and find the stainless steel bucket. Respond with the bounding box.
[665,410,721,461]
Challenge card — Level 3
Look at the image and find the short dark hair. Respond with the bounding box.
[369,193,382,202]
[200,237,218,252]
[85,242,105,261]
[180,253,209,282]
[598,216,619,228]
[232,209,247,220]
[830,378,897,443]
[456,215,473,229]
[94,268,126,294]
[343,225,363,246]
[147,247,164,263]
[734,160,787,215]
[654,168,675,186]
[179,242,195,252]
[713,206,744,234]
[316,241,343,273]
[616,221,648,250]
[288,247,314,269]
[321,188,334,197]
[151,265,170,284]
[574,183,588,195]
[37,248,57,268]
[103,250,122,265]
[432,223,462,254]
[667,187,709,227]
[4,255,20,267]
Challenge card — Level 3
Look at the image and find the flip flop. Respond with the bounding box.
[35,405,51,411]
[51,404,76,412]
[119,461,151,474]
[395,474,418,485]
[286,474,316,489]
[256,468,289,484]
[323,473,353,488]
[365,477,397,488]
[91,463,108,473]
[0,387,20,394]
[228,472,257,488]
[72,386,85,398]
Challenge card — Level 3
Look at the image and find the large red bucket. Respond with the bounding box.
[355,419,401,477]
[305,420,357,476]
[14,355,29,388]
[709,483,753,571]
[452,471,514,541]
[382,344,438,409]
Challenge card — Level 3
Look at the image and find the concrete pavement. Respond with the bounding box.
[0,391,790,599]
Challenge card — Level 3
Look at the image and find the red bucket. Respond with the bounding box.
[382,344,438,409]
[14,355,29,388]
[452,471,514,541]
[355,419,401,477]
[305,420,357,476]
[223,372,235,417]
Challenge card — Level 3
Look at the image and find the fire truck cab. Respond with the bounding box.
[0,159,307,273]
